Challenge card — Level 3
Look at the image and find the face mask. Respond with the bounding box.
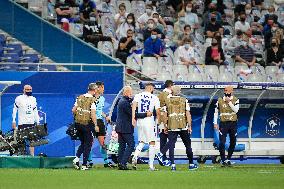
[212,0,217,4]
[186,7,192,12]
[240,17,246,22]
[211,17,216,22]
[272,27,277,31]
[271,42,277,47]
[151,34,157,39]
[245,9,251,15]
[211,42,218,46]
[146,8,152,14]
[153,18,158,23]
[127,19,133,23]
[179,17,185,22]
[148,23,154,28]
[59,0,65,4]
[26,91,32,96]
[184,44,190,49]
[224,93,231,97]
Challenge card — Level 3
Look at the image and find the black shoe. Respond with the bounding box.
[104,162,116,168]
[118,164,130,170]
[87,162,93,168]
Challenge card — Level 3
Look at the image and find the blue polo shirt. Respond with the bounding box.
[143,37,164,56]
[96,96,105,119]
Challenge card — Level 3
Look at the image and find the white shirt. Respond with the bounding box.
[137,13,152,25]
[213,96,240,124]
[133,91,160,114]
[185,12,199,27]
[74,93,97,110]
[176,45,196,65]
[12,94,39,126]
[114,12,129,24]
[116,22,136,40]
[235,21,250,32]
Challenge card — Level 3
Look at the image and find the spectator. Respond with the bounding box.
[173,24,195,47]
[114,3,128,28]
[116,13,137,40]
[79,0,97,23]
[55,0,73,24]
[174,13,186,40]
[226,30,244,52]
[263,16,277,49]
[143,29,165,58]
[214,31,222,48]
[235,34,256,67]
[205,38,225,66]
[152,12,167,33]
[97,0,115,14]
[176,38,197,65]
[275,29,284,50]
[82,17,113,47]
[143,18,165,41]
[234,0,249,18]
[235,12,250,33]
[266,37,284,66]
[116,29,136,64]
[258,6,283,27]
[203,3,222,26]
[184,1,199,29]
[205,12,224,38]
[216,0,227,15]
[138,4,154,30]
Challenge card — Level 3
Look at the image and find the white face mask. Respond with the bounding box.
[59,0,65,4]
[245,9,251,15]
[146,9,152,15]
[148,23,154,28]
[90,16,96,22]
[186,7,192,12]
[184,44,190,49]
[127,19,133,23]
[153,18,158,23]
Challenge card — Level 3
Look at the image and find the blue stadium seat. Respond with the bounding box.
[0,34,6,46]
[1,53,20,63]
[5,44,23,56]
[0,45,3,57]
[22,53,40,63]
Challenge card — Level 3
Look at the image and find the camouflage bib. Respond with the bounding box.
[74,95,97,125]
[166,97,187,130]
[218,96,238,122]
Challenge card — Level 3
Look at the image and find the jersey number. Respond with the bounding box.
[141,99,150,113]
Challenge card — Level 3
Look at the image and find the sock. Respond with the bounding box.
[74,157,79,162]
[149,145,155,169]
[133,142,144,159]
[171,164,176,167]
[100,146,109,164]
[88,149,93,162]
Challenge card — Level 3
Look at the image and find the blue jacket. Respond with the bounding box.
[143,37,164,56]
[115,96,133,134]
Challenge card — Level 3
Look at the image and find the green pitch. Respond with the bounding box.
[0,164,284,189]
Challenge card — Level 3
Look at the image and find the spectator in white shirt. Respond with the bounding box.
[176,38,197,65]
[12,85,39,156]
[116,13,138,40]
[235,12,250,33]
[184,1,199,30]
[138,4,154,30]
[114,3,128,28]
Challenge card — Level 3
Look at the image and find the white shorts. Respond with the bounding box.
[136,117,156,143]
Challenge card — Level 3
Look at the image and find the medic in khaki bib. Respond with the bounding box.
[213,86,240,166]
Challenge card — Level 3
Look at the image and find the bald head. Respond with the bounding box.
[23,85,32,96]
[123,86,132,97]
[224,86,233,94]
[172,85,181,96]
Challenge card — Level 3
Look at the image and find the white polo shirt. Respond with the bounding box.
[12,94,39,126]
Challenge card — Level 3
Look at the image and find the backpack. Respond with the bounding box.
[74,95,97,125]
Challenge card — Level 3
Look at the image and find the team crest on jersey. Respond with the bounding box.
[266,116,280,136]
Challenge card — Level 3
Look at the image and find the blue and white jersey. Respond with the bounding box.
[133,91,160,114]
[96,96,105,120]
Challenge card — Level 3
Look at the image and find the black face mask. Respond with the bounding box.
[26,92,32,96]
[224,93,231,97]
[211,17,216,22]
[271,43,277,47]
[212,43,218,46]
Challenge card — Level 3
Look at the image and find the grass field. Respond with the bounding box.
[0,164,284,189]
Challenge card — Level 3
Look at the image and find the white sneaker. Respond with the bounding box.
[81,165,89,171]
[73,157,80,170]
[132,156,137,170]
[149,167,159,171]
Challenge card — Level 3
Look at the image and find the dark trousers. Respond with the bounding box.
[76,124,94,165]
[161,130,193,164]
[219,121,237,162]
[159,131,168,158]
[117,132,135,165]
[115,51,128,64]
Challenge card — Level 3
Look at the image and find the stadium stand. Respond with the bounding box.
[0,29,57,71]
[9,0,284,82]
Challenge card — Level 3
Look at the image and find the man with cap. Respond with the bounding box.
[72,83,98,170]
[214,86,239,166]
[156,85,198,171]
[131,82,160,171]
